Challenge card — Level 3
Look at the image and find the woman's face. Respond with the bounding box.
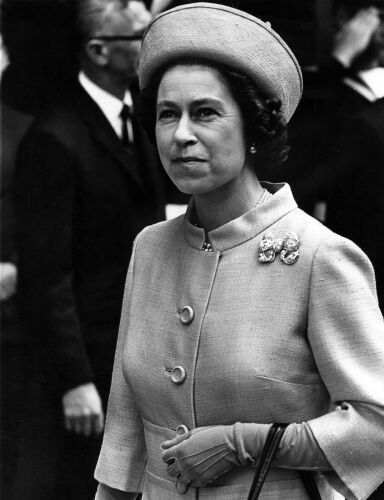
[155,64,249,195]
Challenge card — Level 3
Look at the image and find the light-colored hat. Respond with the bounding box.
[139,2,303,122]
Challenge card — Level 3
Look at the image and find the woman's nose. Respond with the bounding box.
[174,115,197,146]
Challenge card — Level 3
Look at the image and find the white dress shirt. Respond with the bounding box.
[344,67,384,102]
[78,71,134,141]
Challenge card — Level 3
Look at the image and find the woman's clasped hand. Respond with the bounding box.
[161,423,270,487]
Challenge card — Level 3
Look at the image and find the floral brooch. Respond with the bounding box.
[258,231,300,265]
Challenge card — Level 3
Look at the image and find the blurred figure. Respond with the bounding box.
[325,0,384,315]
[0,34,33,499]
[331,1,384,76]
[150,0,173,15]
[324,6,384,495]
[270,2,383,215]
[14,1,165,499]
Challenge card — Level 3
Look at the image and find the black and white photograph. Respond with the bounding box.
[1,1,384,499]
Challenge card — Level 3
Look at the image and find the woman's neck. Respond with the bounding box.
[193,171,264,233]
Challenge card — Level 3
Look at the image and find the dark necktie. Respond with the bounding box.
[119,103,132,147]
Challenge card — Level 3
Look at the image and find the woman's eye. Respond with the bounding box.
[196,108,217,119]
[157,109,176,121]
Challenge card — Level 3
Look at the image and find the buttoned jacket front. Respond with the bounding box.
[96,184,384,500]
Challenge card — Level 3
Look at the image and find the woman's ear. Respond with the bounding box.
[85,40,109,66]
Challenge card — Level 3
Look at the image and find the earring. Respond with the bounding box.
[249,144,257,154]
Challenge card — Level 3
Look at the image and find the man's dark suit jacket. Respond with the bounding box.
[268,61,369,213]
[16,82,166,395]
[326,98,384,310]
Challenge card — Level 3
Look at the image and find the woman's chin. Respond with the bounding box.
[170,179,210,196]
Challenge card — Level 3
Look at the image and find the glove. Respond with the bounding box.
[161,423,271,487]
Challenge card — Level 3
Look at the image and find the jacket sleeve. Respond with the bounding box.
[95,235,147,493]
[306,234,384,500]
[95,483,139,500]
[16,130,93,393]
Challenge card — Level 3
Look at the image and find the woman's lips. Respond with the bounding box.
[172,157,207,163]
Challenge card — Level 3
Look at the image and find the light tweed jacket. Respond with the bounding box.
[95,183,384,500]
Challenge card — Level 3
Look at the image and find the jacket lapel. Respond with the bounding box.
[73,83,144,189]
[131,86,164,190]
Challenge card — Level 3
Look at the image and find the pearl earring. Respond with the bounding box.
[249,144,257,154]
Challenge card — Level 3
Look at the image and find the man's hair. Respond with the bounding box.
[75,0,130,47]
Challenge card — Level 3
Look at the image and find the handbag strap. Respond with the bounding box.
[247,423,322,500]
[299,471,323,500]
[247,423,288,500]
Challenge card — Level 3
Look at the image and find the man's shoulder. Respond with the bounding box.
[352,98,384,131]
[29,96,83,135]
[25,81,99,138]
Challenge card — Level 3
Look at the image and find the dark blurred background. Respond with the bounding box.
[1,0,333,115]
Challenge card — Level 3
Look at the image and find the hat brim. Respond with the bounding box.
[139,2,303,122]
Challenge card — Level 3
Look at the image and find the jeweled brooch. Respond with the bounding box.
[258,231,300,265]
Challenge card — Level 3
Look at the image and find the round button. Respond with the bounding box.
[176,424,189,436]
[171,366,186,385]
[180,306,194,325]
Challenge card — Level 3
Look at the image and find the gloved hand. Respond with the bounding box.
[161,423,271,487]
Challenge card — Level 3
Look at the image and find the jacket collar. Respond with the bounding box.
[183,182,298,252]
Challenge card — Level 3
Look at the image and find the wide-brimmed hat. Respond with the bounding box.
[139,2,303,122]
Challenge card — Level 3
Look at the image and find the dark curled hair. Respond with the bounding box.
[140,58,290,173]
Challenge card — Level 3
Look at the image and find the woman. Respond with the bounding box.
[95,4,384,500]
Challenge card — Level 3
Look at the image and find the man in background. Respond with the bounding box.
[0,32,34,500]
[15,1,164,499]
[324,0,384,316]
[324,4,384,496]
[326,0,384,309]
